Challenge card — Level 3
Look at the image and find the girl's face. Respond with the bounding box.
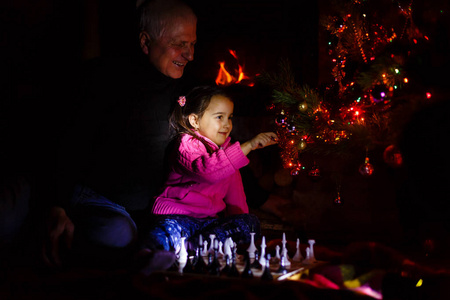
[191,95,234,146]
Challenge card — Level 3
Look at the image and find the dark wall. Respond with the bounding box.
[0,0,319,173]
[187,0,319,86]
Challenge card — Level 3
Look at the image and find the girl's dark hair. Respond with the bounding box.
[169,85,232,153]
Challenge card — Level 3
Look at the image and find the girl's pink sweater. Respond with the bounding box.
[152,133,250,218]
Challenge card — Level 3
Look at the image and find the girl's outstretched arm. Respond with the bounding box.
[240,132,278,156]
[176,135,249,183]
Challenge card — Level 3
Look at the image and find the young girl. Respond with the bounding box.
[144,85,278,253]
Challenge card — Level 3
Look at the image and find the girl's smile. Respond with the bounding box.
[192,95,234,146]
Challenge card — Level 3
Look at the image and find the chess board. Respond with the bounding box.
[166,253,328,282]
[169,232,327,281]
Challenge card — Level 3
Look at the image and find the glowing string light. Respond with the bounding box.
[416,279,423,287]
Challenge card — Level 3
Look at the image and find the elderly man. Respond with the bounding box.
[42,0,197,272]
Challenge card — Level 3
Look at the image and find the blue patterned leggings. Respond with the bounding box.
[142,214,260,252]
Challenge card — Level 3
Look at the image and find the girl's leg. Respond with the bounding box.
[142,214,205,252]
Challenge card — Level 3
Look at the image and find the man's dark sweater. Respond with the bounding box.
[56,55,192,212]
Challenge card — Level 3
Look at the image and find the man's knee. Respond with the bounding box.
[75,207,137,248]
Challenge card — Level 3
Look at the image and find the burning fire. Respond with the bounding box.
[215,49,254,87]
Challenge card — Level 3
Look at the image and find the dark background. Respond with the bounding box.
[1,0,450,252]
[0,0,320,200]
[0,0,319,147]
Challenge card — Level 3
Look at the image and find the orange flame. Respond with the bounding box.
[215,49,254,86]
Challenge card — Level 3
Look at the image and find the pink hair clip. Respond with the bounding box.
[178,96,186,107]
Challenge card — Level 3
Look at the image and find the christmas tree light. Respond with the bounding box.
[260,0,439,175]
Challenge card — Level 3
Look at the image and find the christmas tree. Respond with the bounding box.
[260,0,447,176]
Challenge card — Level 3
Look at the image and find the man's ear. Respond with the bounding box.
[188,114,199,130]
[139,31,151,55]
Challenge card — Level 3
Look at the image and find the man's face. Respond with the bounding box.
[147,17,197,79]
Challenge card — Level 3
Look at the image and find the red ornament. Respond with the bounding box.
[308,164,321,181]
[290,169,300,176]
[359,157,374,176]
[383,144,403,168]
[334,192,343,205]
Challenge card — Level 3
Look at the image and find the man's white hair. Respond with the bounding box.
[136,0,196,40]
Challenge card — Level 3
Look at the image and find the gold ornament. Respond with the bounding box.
[298,102,308,112]
[274,168,294,187]
[297,139,307,151]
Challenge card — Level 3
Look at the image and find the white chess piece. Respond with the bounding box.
[208,234,216,254]
[282,247,291,267]
[199,234,203,255]
[303,247,313,265]
[224,237,233,258]
[292,238,303,262]
[218,241,224,257]
[202,240,209,257]
[272,245,281,264]
[178,236,188,264]
[281,232,290,260]
[232,242,240,262]
[308,239,316,262]
[247,232,257,259]
[259,236,267,265]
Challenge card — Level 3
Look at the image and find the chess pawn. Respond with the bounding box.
[218,241,224,258]
[202,240,209,257]
[308,239,316,262]
[303,247,313,265]
[227,245,240,277]
[208,234,216,255]
[261,254,273,281]
[191,246,200,266]
[227,253,240,277]
[259,236,267,266]
[183,255,194,273]
[178,236,188,264]
[247,232,257,259]
[272,245,281,264]
[208,256,221,276]
[292,238,303,262]
[276,253,288,275]
[193,247,208,274]
[207,253,213,269]
[208,240,221,276]
[198,234,204,255]
[250,250,262,270]
[282,247,291,267]
[220,255,231,276]
[241,252,254,278]
[232,242,239,262]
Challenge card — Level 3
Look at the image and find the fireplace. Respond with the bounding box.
[187,0,320,87]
